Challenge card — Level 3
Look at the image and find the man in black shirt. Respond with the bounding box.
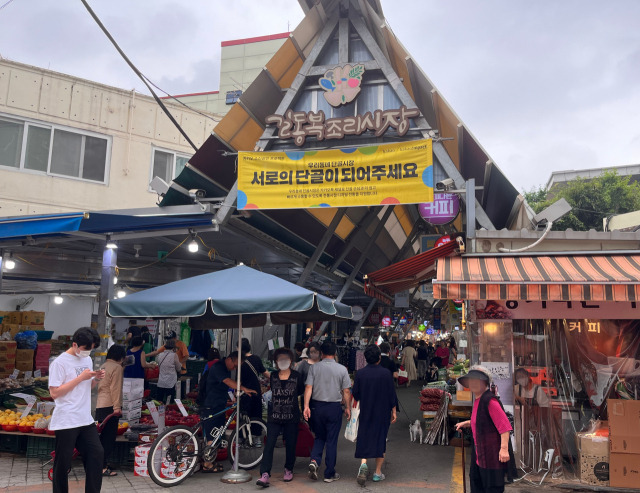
[125,324,142,345]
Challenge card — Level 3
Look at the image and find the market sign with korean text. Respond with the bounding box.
[381,316,392,327]
[237,139,433,210]
[474,300,640,320]
[265,106,420,147]
[419,193,460,225]
[367,312,381,325]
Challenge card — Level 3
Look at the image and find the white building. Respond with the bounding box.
[0,59,216,216]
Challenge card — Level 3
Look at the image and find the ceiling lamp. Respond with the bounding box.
[4,254,15,270]
[53,293,64,305]
[106,236,118,249]
[188,232,199,253]
[117,288,126,298]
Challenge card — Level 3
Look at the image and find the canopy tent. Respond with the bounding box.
[108,264,352,482]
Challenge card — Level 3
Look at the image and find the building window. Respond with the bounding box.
[225,90,242,105]
[0,114,110,183]
[150,147,191,185]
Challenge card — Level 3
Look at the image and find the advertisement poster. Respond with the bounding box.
[238,139,433,210]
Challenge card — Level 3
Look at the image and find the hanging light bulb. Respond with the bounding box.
[53,293,64,305]
[113,276,118,285]
[187,232,199,253]
[4,258,15,270]
[117,288,126,298]
[106,236,118,249]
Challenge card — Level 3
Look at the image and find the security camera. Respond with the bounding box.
[435,178,455,190]
[188,189,206,200]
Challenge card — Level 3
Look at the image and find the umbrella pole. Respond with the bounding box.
[221,314,251,484]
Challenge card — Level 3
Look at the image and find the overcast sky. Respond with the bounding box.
[1,0,638,191]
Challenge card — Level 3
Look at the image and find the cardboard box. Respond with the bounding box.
[21,311,45,325]
[609,399,640,442]
[7,312,23,325]
[610,452,640,488]
[0,352,16,363]
[3,324,21,339]
[577,430,609,486]
[123,378,144,393]
[122,399,142,411]
[456,390,472,401]
[0,341,17,352]
[121,408,142,420]
[16,359,34,371]
[15,349,35,362]
[610,435,640,455]
[0,362,16,372]
[123,391,145,402]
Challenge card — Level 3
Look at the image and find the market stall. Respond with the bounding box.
[108,264,352,483]
[434,253,640,489]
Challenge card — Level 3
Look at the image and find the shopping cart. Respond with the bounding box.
[44,412,120,481]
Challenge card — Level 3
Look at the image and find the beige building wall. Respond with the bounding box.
[172,33,289,116]
[0,59,216,216]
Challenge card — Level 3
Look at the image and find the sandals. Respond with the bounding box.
[202,463,224,474]
[102,467,118,477]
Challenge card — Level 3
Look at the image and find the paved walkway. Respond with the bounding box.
[0,385,569,493]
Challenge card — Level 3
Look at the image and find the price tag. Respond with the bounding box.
[11,393,37,419]
[34,370,42,378]
[146,401,160,426]
[24,371,33,379]
[174,399,188,417]
[9,369,19,380]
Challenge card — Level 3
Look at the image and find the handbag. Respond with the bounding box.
[344,400,360,442]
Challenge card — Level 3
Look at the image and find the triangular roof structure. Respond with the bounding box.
[159,0,530,317]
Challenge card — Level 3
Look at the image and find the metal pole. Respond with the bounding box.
[221,313,251,483]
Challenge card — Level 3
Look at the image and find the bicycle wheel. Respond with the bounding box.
[148,425,200,487]
[229,419,267,469]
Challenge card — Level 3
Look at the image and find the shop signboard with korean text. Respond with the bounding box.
[419,193,460,225]
[237,139,433,210]
[475,300,640,320]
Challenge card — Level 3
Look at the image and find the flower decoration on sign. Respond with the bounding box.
[319,64,365,107]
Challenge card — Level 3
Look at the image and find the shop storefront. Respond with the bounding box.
[434,253,640,488]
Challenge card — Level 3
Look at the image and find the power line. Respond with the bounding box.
[142,76,221,124]
[79,0,198,151]
[0,0,17,11]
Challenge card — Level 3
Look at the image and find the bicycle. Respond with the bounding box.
[147,392,266,488]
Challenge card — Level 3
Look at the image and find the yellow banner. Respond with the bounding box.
[237,139,433,210]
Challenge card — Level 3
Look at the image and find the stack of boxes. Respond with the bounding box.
[0,311,46,340]
[0,341,17,377]
[122,378,144,424]
[35,344,51,375]
[608,399,640,489]
[15,349,35,374]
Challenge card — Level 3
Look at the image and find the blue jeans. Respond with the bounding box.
[309,400,342,479]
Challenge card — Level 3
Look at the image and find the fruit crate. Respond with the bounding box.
[26,435,54,458]
[0,434,28,454]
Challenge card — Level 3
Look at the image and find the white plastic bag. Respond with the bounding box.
[344,401,360,442]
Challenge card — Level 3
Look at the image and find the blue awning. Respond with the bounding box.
[0,213,85,239]
[0,208,216,243]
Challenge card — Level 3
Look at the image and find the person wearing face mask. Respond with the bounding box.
[296,341,321,384]
[49,327,105,493]
[256,348,306,487]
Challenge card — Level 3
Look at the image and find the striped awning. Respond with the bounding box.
[364,235,462,304]
[433,254,640,302]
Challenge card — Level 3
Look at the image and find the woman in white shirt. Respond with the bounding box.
[156,339,182,403]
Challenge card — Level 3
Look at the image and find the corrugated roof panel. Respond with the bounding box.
[433,91,461,169]
[266,38,304,89]
[394,205,415,236]
[381,26,415,101]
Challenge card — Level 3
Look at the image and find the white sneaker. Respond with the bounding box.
[324,473,340,483]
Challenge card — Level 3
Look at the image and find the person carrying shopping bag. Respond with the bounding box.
[256,348,305,488]
[352,345,398,486]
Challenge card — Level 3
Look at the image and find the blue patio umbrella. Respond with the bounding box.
[108,264,352,481]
